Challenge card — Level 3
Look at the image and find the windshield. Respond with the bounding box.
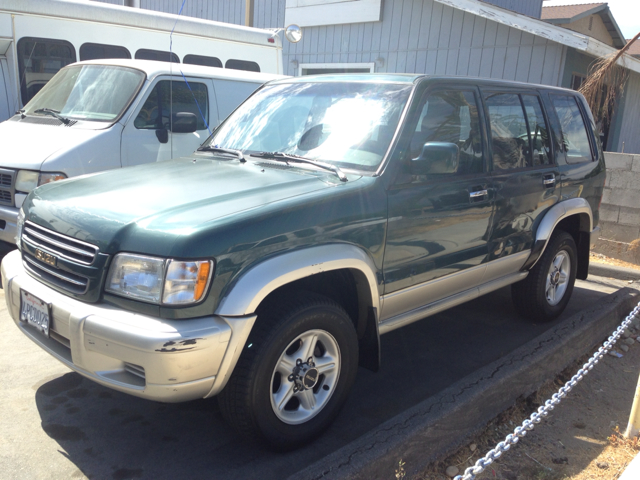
[208,81,413,172]
[23,65,145,122]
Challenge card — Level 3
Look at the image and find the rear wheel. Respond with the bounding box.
[218,292,358,450]
[512,231,577,322]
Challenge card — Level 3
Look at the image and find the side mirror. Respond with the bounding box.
[170,112,197,133]
[411,142,459,175]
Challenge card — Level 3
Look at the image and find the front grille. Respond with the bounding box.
[0,168,14,206]
[23,254,89,294]
[124,363,146,380]
[23,221,99,265]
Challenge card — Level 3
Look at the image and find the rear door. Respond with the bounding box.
[121,76,216,167]
[482,89,560,263]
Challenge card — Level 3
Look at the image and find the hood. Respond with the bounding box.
[0,120,108,170]
[26,156,356,255]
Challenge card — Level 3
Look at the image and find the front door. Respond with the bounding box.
[121,76,216,167]
[383,87,494,320]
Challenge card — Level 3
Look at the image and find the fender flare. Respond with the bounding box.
[215,243,381,317]
[523,197,593,270]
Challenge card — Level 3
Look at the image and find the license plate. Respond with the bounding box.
[20,290,51,337]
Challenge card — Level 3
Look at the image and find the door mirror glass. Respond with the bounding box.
[170,112,197,133]
[411,142,459,175]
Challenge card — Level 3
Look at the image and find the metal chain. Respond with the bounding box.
[454,301,640,480]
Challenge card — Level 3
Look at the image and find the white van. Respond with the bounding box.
[0,59,284,248]
[0,0,289,121]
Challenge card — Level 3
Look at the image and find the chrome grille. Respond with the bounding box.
[23,221,99,265]
[0,168,14,207]
[23,254,88,294]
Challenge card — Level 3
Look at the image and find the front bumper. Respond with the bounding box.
[1,250,256,402]
[0,205,18,245]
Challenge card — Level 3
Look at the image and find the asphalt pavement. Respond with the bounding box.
[0,276,632,480]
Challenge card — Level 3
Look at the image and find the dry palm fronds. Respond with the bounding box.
[579,32,640,129]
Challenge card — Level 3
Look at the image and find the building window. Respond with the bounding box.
[135,49,179,63]
[299,63,375,76]
[570,74,587,91]
[225,59,260,72]
[184,54,222,68]
[80,43,131,61]
[17,37,76,105]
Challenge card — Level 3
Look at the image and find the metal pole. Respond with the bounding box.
[625,373,640,438]
[245,0,254,27]
[124,0,140,8]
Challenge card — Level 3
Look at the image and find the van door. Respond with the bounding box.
[121,76,217,167]
[0,56,12,121]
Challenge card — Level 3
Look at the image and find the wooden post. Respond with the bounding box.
[625,373,640,438]
[245,0,254,27]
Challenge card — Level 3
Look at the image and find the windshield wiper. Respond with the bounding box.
[250,152,348,182]
[34,108,70,125]
[197,145,246,163]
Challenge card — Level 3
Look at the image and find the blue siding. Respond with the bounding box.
[481,0,543,18]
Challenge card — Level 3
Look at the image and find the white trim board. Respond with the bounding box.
[298,62,375,76]
[284,0,382,28]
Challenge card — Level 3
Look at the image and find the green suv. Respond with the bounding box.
[2,74,605,449]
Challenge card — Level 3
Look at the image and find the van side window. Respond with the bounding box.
[550,95,594,164]
[409,90,483,175]
[135,49,180,63]
[134,80,208,130]
[484,93,531,170]
[17,37,76,105]
[184,54,223,68]
[225,59,260,72]
[521,95,552,166]
[80,43,131,61]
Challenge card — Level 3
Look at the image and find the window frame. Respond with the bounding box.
[17,36,77,106]
[480,88,556,173]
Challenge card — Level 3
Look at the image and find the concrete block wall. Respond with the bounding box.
[594,152,640,264]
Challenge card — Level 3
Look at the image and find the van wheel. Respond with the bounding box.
[512,231,577,322]
[218,292,358,450]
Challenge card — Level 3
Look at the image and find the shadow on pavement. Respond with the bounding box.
[34,283,612,479]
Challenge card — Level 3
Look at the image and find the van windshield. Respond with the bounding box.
[207,81,412,172]
[23,65,145,122]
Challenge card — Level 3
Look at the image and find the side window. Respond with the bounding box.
[408,90,484,175]
[225,59,260,72]
[17,37,76,105]
[521,95,552,166]
[135,49,180,63]
[80,43,131,61]
[134,80,208,130]
[184,54,222,68]
[550,95,593,164]
[484,93,530,170]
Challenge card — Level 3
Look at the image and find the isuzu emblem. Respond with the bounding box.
[35,248,57,267]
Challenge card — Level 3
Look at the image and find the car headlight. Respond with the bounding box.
[105,253,213,305]
[15,208,25,249]
[15,170,67,193]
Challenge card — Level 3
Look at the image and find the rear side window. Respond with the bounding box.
[225,59,260,72]
[484,93,530,170]
[521,95,552,166]
[134,80,208,130]
[409,90,484,175]
[17,37,76,105]
[80,43,131,61]
[550,95,593,164]
[184,54,222,68]
[135,49,180,63]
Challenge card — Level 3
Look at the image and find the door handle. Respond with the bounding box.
[543,174,555,187]
[469,189,488,199]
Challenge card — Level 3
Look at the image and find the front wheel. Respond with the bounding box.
[512,231,577,322]
[218,292,359,450]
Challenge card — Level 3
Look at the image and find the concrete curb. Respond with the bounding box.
[589,263,640,281]
[291,288,640,480]
[620,452,640,480]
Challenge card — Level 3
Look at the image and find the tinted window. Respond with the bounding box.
[17,37,76,105]
[225,59,260,72]
[484,93,530,170]
[135,49,179,63]
[134,80,208,130]
[521,95,552,166]
[551,95,593,164]
[409,90,483,175]
[80,43,131,61]
[184,54,222,68]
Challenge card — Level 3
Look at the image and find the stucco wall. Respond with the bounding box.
[558,14,613,47]
[594,152,640,264]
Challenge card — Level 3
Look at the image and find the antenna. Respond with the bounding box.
[169,0,187,160]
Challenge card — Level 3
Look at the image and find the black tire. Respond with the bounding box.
[512,231,577,322]
[217,292,359,450]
